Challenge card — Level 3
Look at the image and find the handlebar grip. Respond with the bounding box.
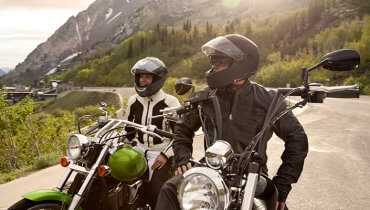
[154,128,174,139]
[325,89,360,98]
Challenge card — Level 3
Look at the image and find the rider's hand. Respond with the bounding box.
[175,163,192,175]
[151,154,167,170]
[276,202,286,210]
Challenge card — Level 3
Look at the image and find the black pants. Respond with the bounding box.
[144,161,172,209]
[155,175,182,210]
[155,174,280,210]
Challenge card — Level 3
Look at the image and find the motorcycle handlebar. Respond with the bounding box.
[326,91,360,98]
[277,86,360,99]
[154,128,174,139]
[277,88,303,96]
[322,85,360,98]
[160,105,190,115]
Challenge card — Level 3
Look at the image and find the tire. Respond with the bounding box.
[8,199,67,210]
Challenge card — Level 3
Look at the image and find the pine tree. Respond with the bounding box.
[140,37,145,50]
[225,25,230,33]
[193,25,199,43]
[244,21,252,36]
[206,21,213,38]
[127,39,133,58]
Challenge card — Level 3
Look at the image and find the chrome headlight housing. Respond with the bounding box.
[66,134,89,160]
[178,167,230,210]
[205,140,234,170]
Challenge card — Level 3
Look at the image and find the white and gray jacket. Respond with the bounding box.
[123,90,180,157]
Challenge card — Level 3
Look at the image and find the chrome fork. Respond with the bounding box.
[68,140,112,210]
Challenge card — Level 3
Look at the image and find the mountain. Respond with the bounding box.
[3,0,151,84]
[0,67,13,73]
[53,0,368,90]
[0,69,5,77]
[0,67,13,77]
[1,0,310,85]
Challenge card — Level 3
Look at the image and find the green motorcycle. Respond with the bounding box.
[9,103,174,210]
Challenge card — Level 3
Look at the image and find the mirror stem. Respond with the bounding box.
[307,59,326,72]
[301,67,309,100]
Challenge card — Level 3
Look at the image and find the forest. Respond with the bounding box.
[52,0,369,94]
[0,91,118,182]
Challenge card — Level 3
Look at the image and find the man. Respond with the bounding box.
[124,57,180,209]
[155,34,308,210]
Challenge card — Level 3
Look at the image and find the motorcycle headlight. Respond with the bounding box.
[205,140,234,169]
[66,134,89,160]
[178,167,230,210]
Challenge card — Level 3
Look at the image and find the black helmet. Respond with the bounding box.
[131,57,168,97]
[201,34,259,89]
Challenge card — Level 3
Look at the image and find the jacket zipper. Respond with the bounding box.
[229,90,240,121]
[145,99,151,147]
[228,90,239,142]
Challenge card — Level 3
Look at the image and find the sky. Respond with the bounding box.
[0,0,95,69]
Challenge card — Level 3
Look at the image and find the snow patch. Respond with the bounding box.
[105,8,113,19]
[107,12,122,24]
[61,52,81,63]
[75,23,81,43]
[51,81,58,88]
[87,15,91,24]
[127,0,130,3]
[46,68,57,76]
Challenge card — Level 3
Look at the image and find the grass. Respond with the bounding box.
[34,91,120,113]
[0,153,61,184]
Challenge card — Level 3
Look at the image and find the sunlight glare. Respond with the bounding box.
[222,0,240,10]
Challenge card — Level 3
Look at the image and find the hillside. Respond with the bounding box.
[35,91,120,114]
[50,0,369,93]
[1,0,311,85]
[0,69,5,77]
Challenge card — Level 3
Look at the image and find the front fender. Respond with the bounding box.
[22,189,82,210]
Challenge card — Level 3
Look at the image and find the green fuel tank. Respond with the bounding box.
[108,147,147,182]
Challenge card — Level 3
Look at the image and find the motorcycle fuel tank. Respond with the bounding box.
[108,147,147,182]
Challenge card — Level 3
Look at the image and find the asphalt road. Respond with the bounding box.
[266,96,370,209]
[75,86,136,118]
[0,96,369,209]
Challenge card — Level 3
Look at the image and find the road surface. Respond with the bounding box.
[81,87,136,118]
[0,96,369,209]
[267,96,370,209]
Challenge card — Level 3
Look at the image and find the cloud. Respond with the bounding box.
[0,39,41,67]
[0,33,46,41]
[0,0,94,10]
[0,1,94,67]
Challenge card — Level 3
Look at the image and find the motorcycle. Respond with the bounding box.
[9,102,174,210]
[160,49,361,210]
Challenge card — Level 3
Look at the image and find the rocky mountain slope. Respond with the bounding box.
[0,69,6,77]
[3,0,309,84]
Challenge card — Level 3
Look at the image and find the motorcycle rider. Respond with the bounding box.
[155,34,308,210]
[123,57,180,209]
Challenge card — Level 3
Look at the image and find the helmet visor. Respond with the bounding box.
[201,36,246,62]
[131,58,163,75]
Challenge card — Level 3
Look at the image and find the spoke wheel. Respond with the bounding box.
[8,199,67,210]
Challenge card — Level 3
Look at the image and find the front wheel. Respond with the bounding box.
[8,199,67,210]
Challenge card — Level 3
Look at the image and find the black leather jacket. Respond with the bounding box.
[173,81,308,202]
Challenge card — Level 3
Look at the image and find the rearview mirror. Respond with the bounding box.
[321,49,360,71]
[175,77,194,95]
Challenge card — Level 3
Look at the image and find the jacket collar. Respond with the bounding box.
[137,90,165,103]
[217,79,252,95]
